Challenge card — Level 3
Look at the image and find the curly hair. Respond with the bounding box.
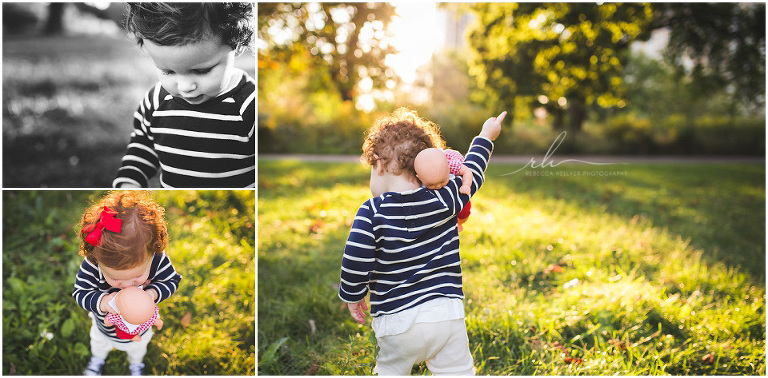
[125,2,254,50]
[361,108,446,183]
[78,191,168,270]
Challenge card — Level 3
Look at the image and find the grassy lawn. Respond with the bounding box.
[3,190,255,375]
[2,34,255,188]
[257,159,765,375]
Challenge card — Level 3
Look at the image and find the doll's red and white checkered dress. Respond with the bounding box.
[443,149,465,175]
[106,305,159,340]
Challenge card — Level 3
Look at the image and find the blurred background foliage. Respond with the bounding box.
[258,2,765,156]
[2,3,256,188]
[3,190,255,375]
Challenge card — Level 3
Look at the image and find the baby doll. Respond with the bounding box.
[104,286,163,342]
[414,148,474,231]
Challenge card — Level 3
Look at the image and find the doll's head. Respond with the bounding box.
[414,148,450,189]
[116,286,155,325]
[362,108,446,184]
[78,191,168,287]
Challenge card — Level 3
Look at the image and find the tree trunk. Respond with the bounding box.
[44,3,66,35]
[551,106,565,130]
[569,98,587,132]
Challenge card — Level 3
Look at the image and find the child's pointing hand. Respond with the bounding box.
[480,111,507,141]
[347,299,368,324]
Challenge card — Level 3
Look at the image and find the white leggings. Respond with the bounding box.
[374,319,475,376]
[88,313,153,364]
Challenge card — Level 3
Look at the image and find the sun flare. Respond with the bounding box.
[386,2,438,84]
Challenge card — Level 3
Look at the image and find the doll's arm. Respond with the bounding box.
[458,164,473,195]
[153,314,164,331]
[103,316,113,326]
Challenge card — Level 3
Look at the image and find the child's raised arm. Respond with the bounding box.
[435,111,506,215]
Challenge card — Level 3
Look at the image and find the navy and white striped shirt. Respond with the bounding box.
[113,69,255,188]
[339,136,494,317]
[72,252,182,342]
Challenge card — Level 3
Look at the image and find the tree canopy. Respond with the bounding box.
[258,3,397,103]
[466,3,654,131]
[653,3,766,113]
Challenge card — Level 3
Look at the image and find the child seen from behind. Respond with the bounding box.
[338,108,506,375]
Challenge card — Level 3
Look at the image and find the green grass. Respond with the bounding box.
[2,34,255,187]
[3,191,255,375]
[257,159,765,375]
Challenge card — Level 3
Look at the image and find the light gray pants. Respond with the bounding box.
[88,312,153,364]
[374,319,475,376]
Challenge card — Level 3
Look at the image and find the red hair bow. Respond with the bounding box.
[82,206,122,246]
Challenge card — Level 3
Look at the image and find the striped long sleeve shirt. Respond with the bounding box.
[339,136,494,317]
[113,69,255,188]
[72,252,182,342]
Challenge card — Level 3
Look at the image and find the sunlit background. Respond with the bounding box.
[258,2,764,157]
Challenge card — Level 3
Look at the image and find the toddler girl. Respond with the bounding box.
[72,191,181,376]
[339,108,505,375]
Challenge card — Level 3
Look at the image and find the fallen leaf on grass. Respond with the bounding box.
[306,363,319,375]
[609,339,628,351]
[564,357,583,365]
[181,311,192,328]
[702,354,715,364]
[309,219,325,234]
[545,264,565,274]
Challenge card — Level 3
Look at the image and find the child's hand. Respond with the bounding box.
[479,111,507,141]
[458,165,473,194]
[144,287,159,302]
[100,292,118,314]
[347,299,368,324]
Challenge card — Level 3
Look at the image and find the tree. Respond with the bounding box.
[652,3,766,115]
[258,3,397,103]
[466,3,653,131]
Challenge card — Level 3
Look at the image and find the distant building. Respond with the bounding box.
[436,6,473,51]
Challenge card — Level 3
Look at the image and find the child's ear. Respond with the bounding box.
[374,160,385,175]
[234,44,248,57]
